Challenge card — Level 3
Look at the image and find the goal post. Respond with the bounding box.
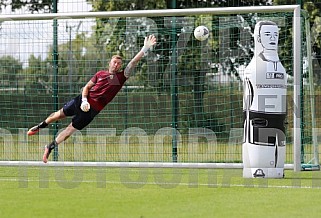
[0,5,316,170]
[300,11,320,171]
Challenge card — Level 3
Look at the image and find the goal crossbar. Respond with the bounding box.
[0,5,300,20]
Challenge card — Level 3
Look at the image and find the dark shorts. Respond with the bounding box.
[62,95,99,130]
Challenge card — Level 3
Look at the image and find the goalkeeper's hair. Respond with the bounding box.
[111,54,123,61]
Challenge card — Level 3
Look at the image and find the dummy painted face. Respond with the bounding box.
[259,25,279,50]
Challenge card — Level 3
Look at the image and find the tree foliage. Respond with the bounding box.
[174,0,270,8]
[0,0,52,13]
[273,0,321,83]
[0,56,22,87]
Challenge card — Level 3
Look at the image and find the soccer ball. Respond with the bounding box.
[194,26,209,41]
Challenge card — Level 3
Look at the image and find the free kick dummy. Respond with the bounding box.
[243,21,287,178]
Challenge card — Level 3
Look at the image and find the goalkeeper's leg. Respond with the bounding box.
[43,140,58,163]
[27,109,66,136]
[42,123,77,163]
[27,121,48,136]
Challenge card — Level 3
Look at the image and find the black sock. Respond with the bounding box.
[38,121,48,129]
[48,140,58,150]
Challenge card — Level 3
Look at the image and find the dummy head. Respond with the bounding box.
[254,21,279,52]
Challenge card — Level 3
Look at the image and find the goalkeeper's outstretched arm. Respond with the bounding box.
[124,34,157,78]
[80,80,95,112]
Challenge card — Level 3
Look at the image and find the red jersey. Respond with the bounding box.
[87,70,127,111]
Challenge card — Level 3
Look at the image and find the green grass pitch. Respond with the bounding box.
[1,166,321,218]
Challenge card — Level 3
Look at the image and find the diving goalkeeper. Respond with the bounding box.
[27,35,157,163]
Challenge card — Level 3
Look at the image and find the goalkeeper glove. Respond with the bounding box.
[80,97,90,112]
[141,35,156,54]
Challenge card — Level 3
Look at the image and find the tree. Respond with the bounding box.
[273,0,321,83]
[23,54,51,93]
[304,1,321,84]
[175,0,270,8]
[40,31,100,94]
[0,0,52,13]
[0,56,22,87]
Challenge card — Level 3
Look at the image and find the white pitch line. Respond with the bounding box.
[0,177,320,189]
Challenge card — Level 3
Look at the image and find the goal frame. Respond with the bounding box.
[0,5,303,171]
